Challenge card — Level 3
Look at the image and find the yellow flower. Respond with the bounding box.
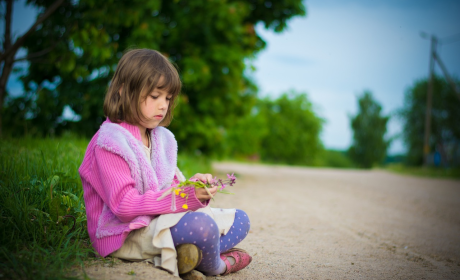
[175,189,181,195]
[182,204,188,209]
[180,193,186,198]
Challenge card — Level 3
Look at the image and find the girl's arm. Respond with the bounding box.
[92,146,208,223]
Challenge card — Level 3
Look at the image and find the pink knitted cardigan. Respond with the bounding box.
[78,119,207,257]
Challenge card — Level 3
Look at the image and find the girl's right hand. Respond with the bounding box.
[195,185,218,202]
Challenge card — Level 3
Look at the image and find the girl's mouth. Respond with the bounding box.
[154,115,163,119]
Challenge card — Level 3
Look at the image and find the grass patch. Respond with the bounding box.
[386,163,460,179]
[0,137,92,279]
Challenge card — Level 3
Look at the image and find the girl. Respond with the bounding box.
[78,49,252,276]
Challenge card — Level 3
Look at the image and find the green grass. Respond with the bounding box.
[386,163,460,179]
[0,137,211,279]
[0,137,91,279]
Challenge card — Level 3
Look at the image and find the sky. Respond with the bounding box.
[253,0,460,154]
[4,0,460,154]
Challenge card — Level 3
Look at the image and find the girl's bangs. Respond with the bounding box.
[157,68,181,97]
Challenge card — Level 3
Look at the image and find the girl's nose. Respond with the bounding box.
[159,97,168,109]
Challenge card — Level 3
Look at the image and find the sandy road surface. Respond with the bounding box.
[83,163,460,280]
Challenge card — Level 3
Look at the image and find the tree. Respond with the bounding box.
[258,91,324,165]
[400,77,460,167]
[348,91,390,168]
[0,0,65,136]
[4,0,306,155]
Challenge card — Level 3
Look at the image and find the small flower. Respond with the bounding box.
[227,173,236,181]
[182,204,188,209]
[175,189,181,195]
[180,193,186,198]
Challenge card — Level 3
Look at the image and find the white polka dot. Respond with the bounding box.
[241,222,243,224]
[194,241,196,244]
[175,228,177,232]
[213,235,215,239]
[202,246,205,249]
[190,232,193,235]
[211,245,214,248]
[225,245,227,247]
[181,237,184,241]
[240,229,242,231]
[236,236,238,239]
[232,243,234,245]
[228,239,230,241]
[184,223,187,226]
[211,224,213,227]
[195,217,198,220]
[207,252,209,254]
[204,239,207,241]
[231,231,233,234]
[200,227,203,230]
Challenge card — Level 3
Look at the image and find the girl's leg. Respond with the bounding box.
[170,209,251,275]
[219,209,250,253]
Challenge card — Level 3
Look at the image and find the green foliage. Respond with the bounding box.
[349,91,390,168]
[0,137,91,279]
[177,153,212,179]
[386,164,460,179]
[399,77,460,166]
[318,149,355,168]
[8,0,305,156]
[224,91,324,165]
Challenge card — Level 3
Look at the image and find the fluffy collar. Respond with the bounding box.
[97,121,178,193]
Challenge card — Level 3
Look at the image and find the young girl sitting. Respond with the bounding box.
[78,49,252,276]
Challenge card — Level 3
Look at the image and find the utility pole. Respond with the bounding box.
[423,35,437,167]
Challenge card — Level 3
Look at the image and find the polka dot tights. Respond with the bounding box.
[170,209,250,275]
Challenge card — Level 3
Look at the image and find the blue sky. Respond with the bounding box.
[5,0,460,154]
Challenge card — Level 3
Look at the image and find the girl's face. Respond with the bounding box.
[138,78,172,130]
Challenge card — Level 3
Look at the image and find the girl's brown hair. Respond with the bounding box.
[103,49,181,127]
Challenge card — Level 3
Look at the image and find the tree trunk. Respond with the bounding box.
[0,0,13,137]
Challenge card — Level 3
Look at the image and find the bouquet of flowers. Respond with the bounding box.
[157,173,237,211]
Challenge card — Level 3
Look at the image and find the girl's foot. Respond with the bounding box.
[176,244,203,274]
[220,248,252,275]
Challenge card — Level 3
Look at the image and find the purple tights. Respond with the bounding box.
[170,209,250,275]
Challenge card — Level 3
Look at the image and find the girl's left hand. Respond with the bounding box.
[191,173,213,184]
[191,173,217,202]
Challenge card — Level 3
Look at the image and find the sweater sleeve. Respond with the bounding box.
[92,146,207,223]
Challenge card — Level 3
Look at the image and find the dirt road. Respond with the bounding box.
[83,163,460,280]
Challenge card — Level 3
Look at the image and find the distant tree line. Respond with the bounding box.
[348,76,460,169]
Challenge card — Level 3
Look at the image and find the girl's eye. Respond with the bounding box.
[166,96,173,101]
[151,95,159,99]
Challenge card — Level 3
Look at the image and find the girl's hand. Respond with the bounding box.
[191,173,217,202]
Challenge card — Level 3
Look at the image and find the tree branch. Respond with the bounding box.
[0,0,65,63]
[4,0,12,50]
[13,46,54,62]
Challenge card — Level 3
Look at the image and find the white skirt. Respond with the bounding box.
[112,205,236,276]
